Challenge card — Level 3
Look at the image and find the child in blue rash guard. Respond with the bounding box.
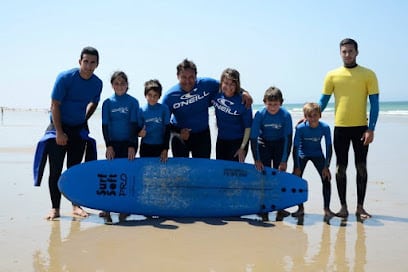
[161,59,253,159]
[212,68,252,162]
[138,79,171,162]
[101,71,141,223]
[250,86,293,221]
[292,102,335,220]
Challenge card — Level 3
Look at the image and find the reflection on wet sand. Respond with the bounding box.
[304,223,331,271]
[32,215,368,271]
[353,220,366,272]
[306,217,367,271]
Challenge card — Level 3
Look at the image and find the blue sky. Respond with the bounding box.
[1,0,407,108]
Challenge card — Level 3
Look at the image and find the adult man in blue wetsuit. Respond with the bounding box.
[162,59,252,158]
[43,47,103,220]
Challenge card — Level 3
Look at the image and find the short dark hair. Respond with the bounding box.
[110,71,128,85]
[176,58,197,76]
[80,46,99,64]
[144,79,162,96]
[263,86,284,104]
[110,71,129,92]
[339,38,358,51]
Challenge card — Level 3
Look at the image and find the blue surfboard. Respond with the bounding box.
[58,158,308,217]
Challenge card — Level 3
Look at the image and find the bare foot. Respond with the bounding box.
[72,206,88,217]
[276,209,290,221]
[257,212,269,221]
[356,206,372,220]
[119,213,130,222]
[291,209,305,217]
[324,209,335,218]
[104,213,113,225]
[99,211,108,217]
[277,209,290,217]
[335,205,349,218]
[45,208,60,220]
[323,209,335,223]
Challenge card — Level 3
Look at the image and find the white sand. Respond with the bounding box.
[1,110,407,271]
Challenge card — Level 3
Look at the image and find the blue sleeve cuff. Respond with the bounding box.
[319,94,331,111]
[368,94,379,131]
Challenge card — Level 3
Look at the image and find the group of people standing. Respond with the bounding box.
[36,38,379,224]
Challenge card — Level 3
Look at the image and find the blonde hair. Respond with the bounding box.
[303,102,321,117]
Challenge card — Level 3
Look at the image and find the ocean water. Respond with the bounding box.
[1,100,407,123]
[255,100,408,116]
[0,101,407,150]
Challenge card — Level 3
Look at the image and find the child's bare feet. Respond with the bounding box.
[119,213,130,222]
[45,208,60,220]
[72,205,88,217]
[291,205,304,217]
[99,211,108,217]
[257,212,269,221]
[276,209,290,221]
[335,205,349,218]
[356,205,372,220]
[103,212,113,224]
[99,211,113,224]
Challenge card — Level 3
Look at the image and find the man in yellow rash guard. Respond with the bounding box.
[319,38,379,220]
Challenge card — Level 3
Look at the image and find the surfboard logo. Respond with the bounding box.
[96,173,128,197]
[173,91,210,109]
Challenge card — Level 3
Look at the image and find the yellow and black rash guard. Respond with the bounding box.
[322,65,379,127]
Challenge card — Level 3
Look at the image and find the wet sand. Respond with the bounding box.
[1,110,407,271]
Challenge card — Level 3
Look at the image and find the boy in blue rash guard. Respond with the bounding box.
[292,102,334,220]
[250,86,293,221]
[44,46,102,220]
[101,71,141,223]
[212,68,252,162]
[161,59,253,158]
[138,79,171,162]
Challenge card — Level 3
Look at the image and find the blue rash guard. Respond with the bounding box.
[102,93,140,144]
[139,103,170,145]
[161,77,219,133]
[51,68,102,126]
[293,121,332,168]
[250,107,293,162]
[212,92,252,140]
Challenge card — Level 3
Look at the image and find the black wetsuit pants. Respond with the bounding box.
[297,156,332,209]
[171,128,211,158]
[334,126,369,206]
[46,124,86,209]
